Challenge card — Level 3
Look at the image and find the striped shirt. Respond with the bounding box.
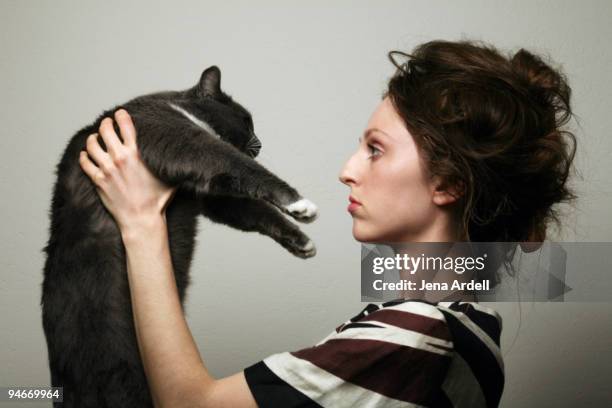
[244,298,504,407]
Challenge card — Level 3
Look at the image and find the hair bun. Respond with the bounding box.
[511,49,572,125]
[511,49,559,90]
[386,40,577,246]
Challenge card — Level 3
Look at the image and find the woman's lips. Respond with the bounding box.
[348,196,362,213]
[348,203,361,212]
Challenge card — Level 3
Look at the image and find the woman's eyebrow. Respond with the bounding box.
[360,128,392,142]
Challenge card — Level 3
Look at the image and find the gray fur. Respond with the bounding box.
[41,66,317,407]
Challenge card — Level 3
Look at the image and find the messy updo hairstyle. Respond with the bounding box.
[385,39,577,247]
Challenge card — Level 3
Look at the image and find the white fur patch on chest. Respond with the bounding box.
[168,102,221,139]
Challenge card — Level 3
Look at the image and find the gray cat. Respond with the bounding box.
[41,66,317,407]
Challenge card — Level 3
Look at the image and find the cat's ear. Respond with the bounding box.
[199,66,221,97]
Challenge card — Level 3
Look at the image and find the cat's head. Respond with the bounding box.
[170,66,261,158]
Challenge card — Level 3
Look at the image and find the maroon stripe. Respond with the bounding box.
[359,309,451,341]
[291,338,451,405]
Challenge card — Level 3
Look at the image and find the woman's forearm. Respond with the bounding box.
[121,216,214,407]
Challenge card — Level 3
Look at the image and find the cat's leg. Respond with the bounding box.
[204,170,318,224]
[133,122,318,223]
[199,195,316,258]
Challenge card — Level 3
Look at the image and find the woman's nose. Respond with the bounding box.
[339,153,358,186]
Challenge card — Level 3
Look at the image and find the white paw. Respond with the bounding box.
[300,240,317,258]
[286,198,318,223]
[303,239,315,252]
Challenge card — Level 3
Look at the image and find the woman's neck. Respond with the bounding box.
[394,243,478,303]
[396,208,466,243]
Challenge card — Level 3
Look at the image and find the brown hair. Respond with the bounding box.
[384,39,577,246]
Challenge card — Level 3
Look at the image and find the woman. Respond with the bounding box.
[78,39,576,407]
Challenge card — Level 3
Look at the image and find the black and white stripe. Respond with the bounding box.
[244,299,504,407]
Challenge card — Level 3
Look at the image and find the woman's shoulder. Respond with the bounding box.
[434,301,503,347]
[348,298,502,341]
[246,299,505,407]
[331,298,454,345]
[361,298,505,407]
[251,299,458,407]
[342,298,505,376]
[353,298,504,358]
[358,298,505,407]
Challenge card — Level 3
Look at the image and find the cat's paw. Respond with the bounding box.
[285,198,318,223]
[292,239,316,258]
[298,239,317,258]
[282,232,317,259]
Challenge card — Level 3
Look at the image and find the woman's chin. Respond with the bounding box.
[352,223,379,243]
[352,221,408,243]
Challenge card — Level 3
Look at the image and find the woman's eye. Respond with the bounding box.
[367,144,382,158]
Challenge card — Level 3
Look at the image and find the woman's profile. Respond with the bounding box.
[78,39,576,407]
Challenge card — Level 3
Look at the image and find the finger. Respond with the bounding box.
[114,109,137,149]
[98,117,124,158]
[95,186,112,211]
[85,133,113,173]
[79,151,106,186]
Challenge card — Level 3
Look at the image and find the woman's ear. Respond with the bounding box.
[431,177,464,206]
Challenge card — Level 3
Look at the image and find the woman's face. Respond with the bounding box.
[339,97,452,242]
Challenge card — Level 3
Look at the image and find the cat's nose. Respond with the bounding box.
[246,135,262,158]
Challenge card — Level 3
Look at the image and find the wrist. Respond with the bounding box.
[120,214,168,245]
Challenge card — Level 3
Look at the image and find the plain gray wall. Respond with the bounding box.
[1,1,610,406]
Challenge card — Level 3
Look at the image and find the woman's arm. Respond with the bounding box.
[79,109,258,408]
[121,218,212,407]
[120,217,257,408]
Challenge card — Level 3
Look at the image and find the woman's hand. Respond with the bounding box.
[79,109,177,235]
